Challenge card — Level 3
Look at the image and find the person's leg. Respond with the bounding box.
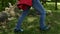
[14,8,30,32]
[32,0,50,30]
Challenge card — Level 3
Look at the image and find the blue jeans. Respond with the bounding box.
[15,0,46,30]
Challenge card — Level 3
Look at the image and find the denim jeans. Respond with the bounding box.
[15,0,46,30]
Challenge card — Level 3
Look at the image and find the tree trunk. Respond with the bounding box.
[55,0,57,10]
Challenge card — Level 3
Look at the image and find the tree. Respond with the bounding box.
[55,0,57,10]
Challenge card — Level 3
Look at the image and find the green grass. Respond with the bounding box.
[0,2,60,34]
[0,10,60,34]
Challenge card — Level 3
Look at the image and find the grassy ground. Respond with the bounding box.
[0,2,60,34]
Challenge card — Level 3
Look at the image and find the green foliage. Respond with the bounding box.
[28,8,37,16]
[1,10,60,34]
[0,1,60,34]
[0,0,16,11]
